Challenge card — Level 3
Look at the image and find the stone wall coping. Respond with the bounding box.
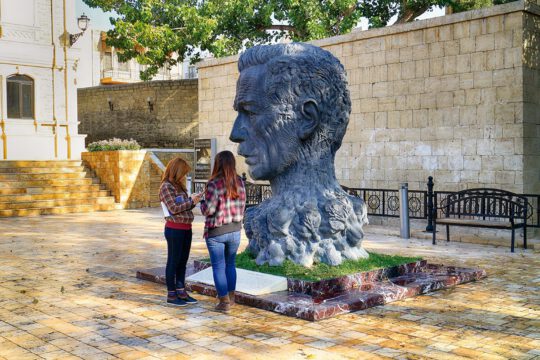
[197,0,538,69]
[78,78,198,92]
[82,150,147,155]
[143,148,194,153]
[82,149,194,154]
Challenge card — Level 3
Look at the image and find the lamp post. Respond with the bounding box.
[69,14,90,46]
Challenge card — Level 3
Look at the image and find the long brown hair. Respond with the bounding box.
[162,157,191,193]
[209,151,240,199]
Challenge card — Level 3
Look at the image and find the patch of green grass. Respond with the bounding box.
[203,251,421,281]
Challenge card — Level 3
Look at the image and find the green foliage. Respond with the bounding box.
[450,0,493,12]
[228,250,422,281]
[492,0,518,4]
[84,0,366,80]
[87,138,141,152]
[84,0,507,80]
[448,0,518,15]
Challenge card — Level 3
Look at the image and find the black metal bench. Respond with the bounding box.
[433,188,528,252]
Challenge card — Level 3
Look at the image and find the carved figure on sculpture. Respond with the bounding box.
[230,43,368,267]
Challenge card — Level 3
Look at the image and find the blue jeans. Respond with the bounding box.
[206,231,241,297]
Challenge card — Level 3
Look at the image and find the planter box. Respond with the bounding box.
[82,150,153,208]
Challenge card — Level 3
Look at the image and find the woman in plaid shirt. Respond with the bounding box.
[159,157,202,307]
[200,151,246,312]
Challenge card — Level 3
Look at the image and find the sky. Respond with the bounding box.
[75,0,446,32]
[75,0,115,30]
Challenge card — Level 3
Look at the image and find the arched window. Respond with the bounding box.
[7,75,34,119]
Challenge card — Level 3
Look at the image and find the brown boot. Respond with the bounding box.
[228,291,235,306]
[215,296,230,312]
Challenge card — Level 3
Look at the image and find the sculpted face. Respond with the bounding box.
[230,44,367,267]
[230,65,302,180]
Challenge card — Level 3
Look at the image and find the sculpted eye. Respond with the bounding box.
[242,107,256,118]
[239,103,258,120]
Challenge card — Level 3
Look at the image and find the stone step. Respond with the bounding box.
[0,203,118,217]
[0,197,115,210]
[0,172,90,181]
[0,178,95,188]
[0,160,117,217]
[0,184,105,195]
[0,190,111,202]
[0,188,27,195]
[0,166,85,174]
[0,160,82,168]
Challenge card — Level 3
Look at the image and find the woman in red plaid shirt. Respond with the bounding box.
[159,157,202,307]
[200,151,246,312]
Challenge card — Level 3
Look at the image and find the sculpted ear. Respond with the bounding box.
[298,99,320,140]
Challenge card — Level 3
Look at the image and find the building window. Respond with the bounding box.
[102,51,113,71]
[118,60,130,72]
[7,75,34,119]
[187,66,198,79]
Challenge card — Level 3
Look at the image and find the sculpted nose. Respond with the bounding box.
[229,115,247,143]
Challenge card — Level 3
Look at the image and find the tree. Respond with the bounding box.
[83,0,503,80]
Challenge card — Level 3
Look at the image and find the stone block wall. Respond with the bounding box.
[78,79,198,148]
[197,1,540,195]
[154,151,194,171]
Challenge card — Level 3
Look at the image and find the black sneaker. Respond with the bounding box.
[167,297,187,307]
[177,290,198,304]
[179,294,198,304]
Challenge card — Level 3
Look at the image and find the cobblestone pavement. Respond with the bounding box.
[0,208,539,360]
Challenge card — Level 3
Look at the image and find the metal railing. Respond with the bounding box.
[523,194,540,228]
[193,176,540,229]
[193,177,271,208]
[101,69,132,80]
[343,187,428,220]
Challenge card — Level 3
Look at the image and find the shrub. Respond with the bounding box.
[87,138,141,152]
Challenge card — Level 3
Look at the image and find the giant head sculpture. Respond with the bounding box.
[230,43,368,267]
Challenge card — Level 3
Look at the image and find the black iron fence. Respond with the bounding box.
[342,187,428,219]
[193,177,540,229]
[193,178,271,208]
[523,194,540,228]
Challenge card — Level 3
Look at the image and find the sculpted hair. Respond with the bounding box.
[162,157,190,193]
[238,43,351,154]
[209,150,240,199]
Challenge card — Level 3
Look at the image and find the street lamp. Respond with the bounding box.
[69,14,90,46]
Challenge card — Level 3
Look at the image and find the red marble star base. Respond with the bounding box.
[136,261,486,321]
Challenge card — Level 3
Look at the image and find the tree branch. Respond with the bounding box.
[394,4,430,24]
[332,4,359,34]
[263,24,297,32]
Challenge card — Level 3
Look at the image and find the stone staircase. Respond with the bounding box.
[0,160,118,217]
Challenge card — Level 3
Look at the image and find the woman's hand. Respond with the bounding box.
[190,193,202,204]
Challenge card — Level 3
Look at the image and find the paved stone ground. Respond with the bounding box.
[0,208,538,360]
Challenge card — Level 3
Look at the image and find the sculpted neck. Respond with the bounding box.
[269,152,339,195]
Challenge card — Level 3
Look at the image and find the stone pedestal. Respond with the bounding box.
[136,260,486,321]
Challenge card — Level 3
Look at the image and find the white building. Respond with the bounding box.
[0,0,87,160]
[77,29,198,88]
